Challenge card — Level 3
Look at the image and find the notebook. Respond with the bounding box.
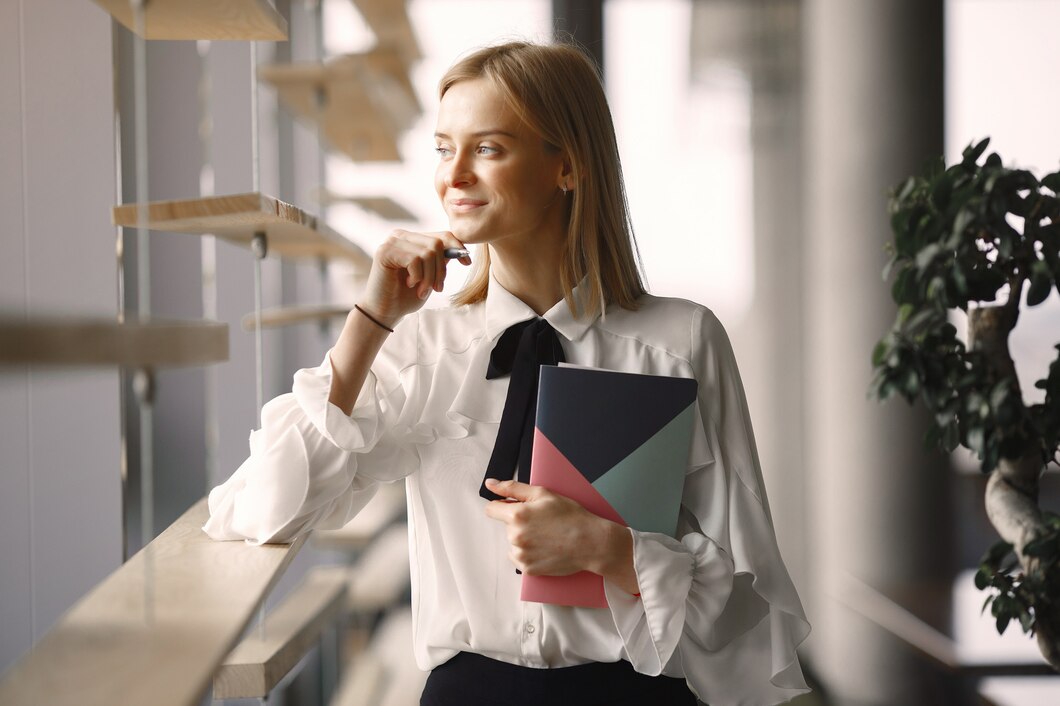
[520,364,698,608]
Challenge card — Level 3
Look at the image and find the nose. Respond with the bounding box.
[444,150,476,189]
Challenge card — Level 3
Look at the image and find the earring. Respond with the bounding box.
[561,183,569,195]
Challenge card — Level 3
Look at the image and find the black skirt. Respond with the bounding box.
[420,651,699,706]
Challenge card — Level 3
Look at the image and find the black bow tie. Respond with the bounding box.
[479,317,566,501]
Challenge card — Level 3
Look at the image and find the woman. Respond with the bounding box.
[204,41,811,705]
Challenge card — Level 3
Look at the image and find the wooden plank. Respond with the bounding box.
[834,572,1055,677]
[373,608,425,706]
[318,192,417,221]
[329,652,385,706]
[0,318,228,367]
[346,524,410,612]
[213,569,348,699]
[351,0,422,62]
[312,483,406,552]
[0,499,308,706]
[259,51,418,162]
[92,0,287,41]
[112,192,371,268]
[311,525,410,616]
[242,305,352,331]
[330,608,418,706]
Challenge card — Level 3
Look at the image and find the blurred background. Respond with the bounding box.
[2,0,1059,704]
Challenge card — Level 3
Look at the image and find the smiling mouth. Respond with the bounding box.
[449,200,486,212]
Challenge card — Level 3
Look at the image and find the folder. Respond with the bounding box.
[521,364,698,608]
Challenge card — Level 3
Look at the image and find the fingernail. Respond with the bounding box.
[485,478,498,486]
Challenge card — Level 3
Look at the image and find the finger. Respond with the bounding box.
[394,233,448,294]
[418,251,437,299]
[483,499,517,524]
[405,255,424,289]
[426,230,472,267]
[485,478,536,502]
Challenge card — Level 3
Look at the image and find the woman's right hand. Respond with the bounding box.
[359,229,473,326]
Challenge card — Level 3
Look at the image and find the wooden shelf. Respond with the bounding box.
[317,191,417,221]
[213,569,347,699]
[259,50,421,162]
[112,193,371,268]
[241,305,352,331]
[331,607,418,706]
[315,524,410,615]
[352,0,422,62]
[92,0,288,41]
[834,571,1054,677]
[0,498,308,706]
[0,318,228,368]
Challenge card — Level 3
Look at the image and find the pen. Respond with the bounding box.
[443,247,470,260]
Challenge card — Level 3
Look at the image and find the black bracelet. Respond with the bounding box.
[354,304,395,333]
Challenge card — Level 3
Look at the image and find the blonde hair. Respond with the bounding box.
[441,40,646,319]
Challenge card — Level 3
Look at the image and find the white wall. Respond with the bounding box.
[0,0,122,674]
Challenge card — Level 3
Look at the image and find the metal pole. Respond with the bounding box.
[198,39,220,492]
[131,0,155,622]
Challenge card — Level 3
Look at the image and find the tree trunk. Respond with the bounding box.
[969,305,1060,670]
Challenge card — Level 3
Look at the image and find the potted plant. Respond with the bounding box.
[871,138,1060,668]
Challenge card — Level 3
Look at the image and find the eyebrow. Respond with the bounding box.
[434,130,518,140]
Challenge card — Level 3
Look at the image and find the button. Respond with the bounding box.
[525,623,536,634]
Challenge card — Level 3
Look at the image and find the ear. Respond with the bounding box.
[557,157,574,192]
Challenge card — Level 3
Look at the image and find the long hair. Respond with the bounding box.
[440,41,646,319]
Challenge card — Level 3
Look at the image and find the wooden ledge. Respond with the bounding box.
[0,318,228,368]
[92,0,288,41]
[316,191,417,221]
[213,569,347,699]
[112,192,371,268]
[833,571,1054,677]
[241,305,352,332]
[352,0,422,62]
[259,51,419,162]
[0,498,307,706]
[314,524,410,615]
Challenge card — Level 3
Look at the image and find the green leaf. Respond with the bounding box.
[997,613,1012,634]
[872,339,889,368]
[1027,259,1053,307]
[975,567,991,589]
[1024,534,1058,557]
[982,541,1014,566]
[916,243,942,271]
[981,593,995,615]
[1019,610,1034,633]
[1041,171,1060,193]
[964,138,991,165]
[943,422,960,452]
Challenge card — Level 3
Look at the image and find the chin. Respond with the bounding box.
[448,224,487,245]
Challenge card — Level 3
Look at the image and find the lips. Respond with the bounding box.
[449,198,487,213]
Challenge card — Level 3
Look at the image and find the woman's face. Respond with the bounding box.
[434,78,568,249]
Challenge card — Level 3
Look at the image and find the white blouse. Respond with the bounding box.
[203,271,812,706]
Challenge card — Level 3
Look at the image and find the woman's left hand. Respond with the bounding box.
[483,478,639,594]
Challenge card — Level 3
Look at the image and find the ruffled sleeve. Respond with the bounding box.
[202,313,424,545]
[604,306,811,706]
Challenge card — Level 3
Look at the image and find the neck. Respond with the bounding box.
[489,239,565,316]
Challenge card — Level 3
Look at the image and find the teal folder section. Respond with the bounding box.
[590,402,695,537]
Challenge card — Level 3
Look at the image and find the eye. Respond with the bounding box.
[477,145,499,155]
[435,146,453,158]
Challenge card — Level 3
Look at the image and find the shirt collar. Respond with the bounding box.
[484,268,601,343]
